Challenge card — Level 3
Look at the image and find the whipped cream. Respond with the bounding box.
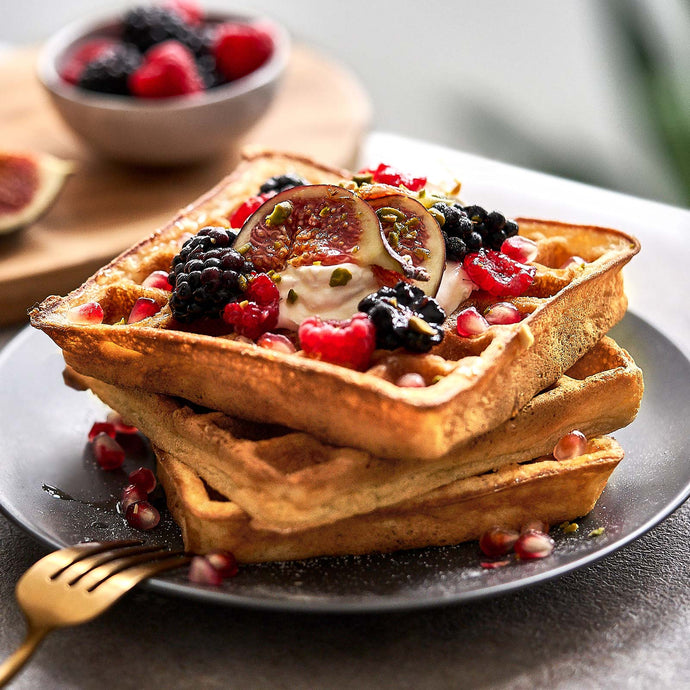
[277,263,380,329]
[435,261,475,315]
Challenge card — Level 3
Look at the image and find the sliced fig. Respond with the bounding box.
[0,151,74,235]
[365,195,446,296]
[234,184,401,273]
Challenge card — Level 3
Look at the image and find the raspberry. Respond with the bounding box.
[60,38,117,85]
[358,163,427,192]
[463,249,536,297]
[229,192,273,228]
[222,273,279,340]
[164,0,204,25]
[298,313,376,371]
[129,41,203,98]
[213,23,273,81]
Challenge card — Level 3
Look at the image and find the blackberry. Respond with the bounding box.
[78,44,141,95]
[258,174,308,195]
[432,202,520,259]
[123,6,209,56]
[358,282,446,353]
[168,226,254,323]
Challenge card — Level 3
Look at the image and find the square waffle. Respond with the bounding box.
[155,437,622,562]
[65,337,642,533]
[30,150,640,462]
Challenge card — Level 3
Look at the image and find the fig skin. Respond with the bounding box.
[0,151,74,235]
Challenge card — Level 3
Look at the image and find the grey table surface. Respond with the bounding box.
[1,134,690,689]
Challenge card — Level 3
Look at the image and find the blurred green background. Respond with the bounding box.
[3,0,688,207]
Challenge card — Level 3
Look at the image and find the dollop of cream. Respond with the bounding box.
[277,263,380,329]
[435,261,475,315]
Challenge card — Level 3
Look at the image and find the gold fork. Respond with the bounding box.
[0,540,190,687]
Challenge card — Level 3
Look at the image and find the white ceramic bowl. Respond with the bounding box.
[37,10,289,165]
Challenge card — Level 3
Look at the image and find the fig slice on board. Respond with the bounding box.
[0,151,74,235]
[233,184,402,274]
[365,194,446,296]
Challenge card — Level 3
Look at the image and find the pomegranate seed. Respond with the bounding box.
[514,530,555,559]
[206,550,239,578]
[456,307,489,337]
[142,270,172,291]
[480,560,510,570]
[127,297,160,324]
[484,302,523,325]
[67,301,104,325]
[88,421,116,442]
[107,411,138,434]
[256,332,296,353]
[501,235,538,263]
[125,501,160,531]
[121,484,148,512]
[188,556,223,586]
[92,432,125,470]
[553,430,587,460]
[561,255,586,269]
[479,526,520,557]
[396,372,426,388]
[521,520,549,535]
[128,467,156,493]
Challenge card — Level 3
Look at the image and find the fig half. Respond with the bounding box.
[0,151,74,235]
[234,184,401,273]
[365,195,446,296]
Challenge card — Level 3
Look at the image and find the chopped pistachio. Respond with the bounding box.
[588,527,605,538]
[428,208,445,226]
[408,315,436,335]
[563,522,579,534]
[376,206,406,223]
[237,242,253,255]
[266,201,293,226]
[319,206,332,217]
[413,247,430,260]
[353,172,373,185]
[431,374,443,384]
[114,318,126,326]
[271,273,281,284]
[287,289,299,304]
[387,231,400,249]
[329,267,353,287]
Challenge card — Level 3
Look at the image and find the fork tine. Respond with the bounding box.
[84,552,191,594]
[56,544,168,585]
[19,540,143,584]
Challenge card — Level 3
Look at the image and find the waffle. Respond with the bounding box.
[65,337,642,532]
[30,150,640,462]
[155,437,623,562]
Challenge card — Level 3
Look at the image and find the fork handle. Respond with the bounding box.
[0,625,50,688]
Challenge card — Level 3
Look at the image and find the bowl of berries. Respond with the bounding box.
[37,1,289,165]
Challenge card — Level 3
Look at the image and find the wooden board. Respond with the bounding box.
[0,46,371,325]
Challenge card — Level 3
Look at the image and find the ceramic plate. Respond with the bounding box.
[1,313,689,612]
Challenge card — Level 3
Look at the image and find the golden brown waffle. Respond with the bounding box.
[31,150,640,461]
[65,337,642,532]
[155,437,623,562]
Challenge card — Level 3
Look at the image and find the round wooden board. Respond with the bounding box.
[0,46,371,325]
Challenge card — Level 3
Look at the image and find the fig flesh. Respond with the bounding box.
[0,151,74,235]
[365,194,446,296]
[234,184,401,274]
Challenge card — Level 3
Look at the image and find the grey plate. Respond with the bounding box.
[1,314,689,613]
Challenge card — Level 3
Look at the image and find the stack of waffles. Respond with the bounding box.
[31,151,643,562]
